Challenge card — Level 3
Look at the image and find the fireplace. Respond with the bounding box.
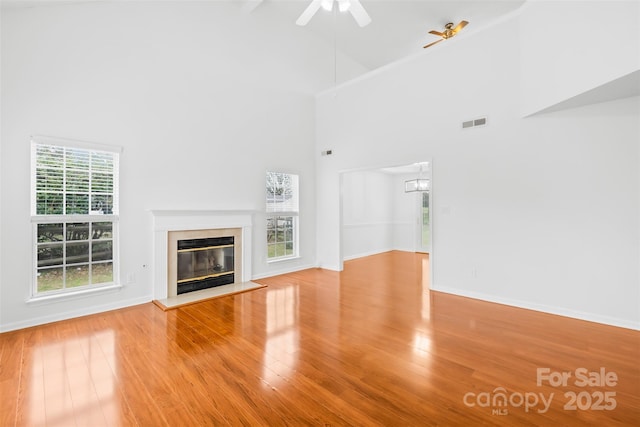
[151,210,255,307]
[167,227,242,298]
[176,236,235,294]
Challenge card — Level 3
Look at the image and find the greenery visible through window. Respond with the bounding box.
[31,139,119,296]
[266,172,298,260]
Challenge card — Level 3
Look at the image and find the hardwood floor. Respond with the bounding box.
[1,251,638,426]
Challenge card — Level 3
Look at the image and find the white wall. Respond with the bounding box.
[0,1,363,331]
[391,173,420,252]
[316,5,640,328]
[342,170,393,259]
[520,0,640,115]
[0,5,3,327]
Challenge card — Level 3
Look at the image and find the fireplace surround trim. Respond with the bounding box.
[151,210,254,301]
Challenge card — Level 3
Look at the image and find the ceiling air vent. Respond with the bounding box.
[462,117,488,129]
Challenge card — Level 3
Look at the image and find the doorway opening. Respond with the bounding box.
[339,160,433,288]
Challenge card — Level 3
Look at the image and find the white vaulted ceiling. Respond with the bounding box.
[2,0,527,88]
[249,0,526,72]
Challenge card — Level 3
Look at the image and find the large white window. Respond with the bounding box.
[266,172,299,261]
[31,137,120,297]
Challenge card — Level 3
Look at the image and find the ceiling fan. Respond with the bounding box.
[423,20,469,49]
[296,0,372,27]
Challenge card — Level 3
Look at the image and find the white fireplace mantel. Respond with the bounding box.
[150,210,254,301]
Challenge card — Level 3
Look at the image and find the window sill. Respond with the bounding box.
[26,283,123,305]
[267,255,301,264]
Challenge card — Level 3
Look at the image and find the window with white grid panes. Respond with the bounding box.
[266,172,298,261]
[31,138,119,296]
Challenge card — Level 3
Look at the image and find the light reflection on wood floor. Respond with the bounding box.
[1,251,638,426]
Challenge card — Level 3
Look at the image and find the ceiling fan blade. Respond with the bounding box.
[452,20,469,33]
[349,0,372,27]
[423,39,443,49]
[296,0,323,26]
[429,30,445,37]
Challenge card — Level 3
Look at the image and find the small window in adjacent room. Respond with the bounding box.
[266,171,299,261]
[31,137,120,297]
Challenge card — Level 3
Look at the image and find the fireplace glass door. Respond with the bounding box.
[176,236,234,294]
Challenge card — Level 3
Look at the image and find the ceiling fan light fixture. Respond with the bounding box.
[296,0,371,27]
[338,0,351,12]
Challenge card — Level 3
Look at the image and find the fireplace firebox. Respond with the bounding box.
[176,236,234,294]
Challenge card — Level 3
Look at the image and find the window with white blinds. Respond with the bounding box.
[31,137,120,297]
[266,172,299,261]
[266,172,299,213]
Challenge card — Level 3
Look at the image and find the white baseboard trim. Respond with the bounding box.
[251,262,318,280]
[343,247,420,262]
[433,285,640,331]
[1,295,153,333]
[317,263,342,272]
[343,248,394,261]
[392,245,416,253]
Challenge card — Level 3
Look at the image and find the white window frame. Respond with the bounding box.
[266,171,299,262]
[30,136,121,299]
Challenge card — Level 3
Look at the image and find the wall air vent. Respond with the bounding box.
[462,117,488,129]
